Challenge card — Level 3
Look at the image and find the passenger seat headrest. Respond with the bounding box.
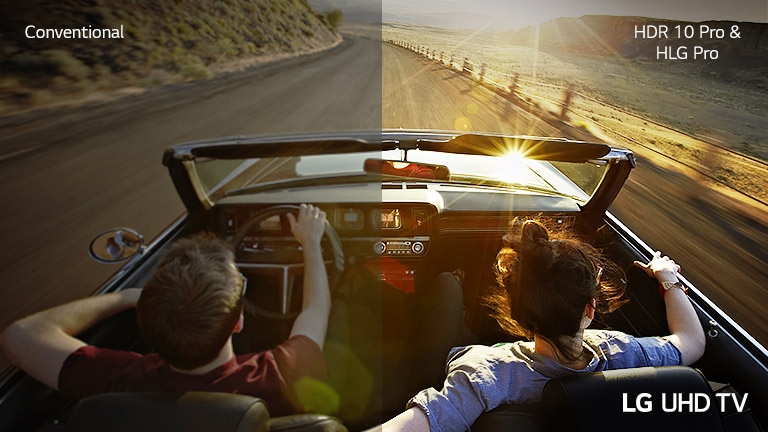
[541,366,726,432]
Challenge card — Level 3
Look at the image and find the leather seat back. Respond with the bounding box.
[541,366,726,432]
[473,366,735,432]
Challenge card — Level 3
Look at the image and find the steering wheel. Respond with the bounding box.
[233,205,344,320]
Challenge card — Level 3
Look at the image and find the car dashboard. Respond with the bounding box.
[212,181,580,265]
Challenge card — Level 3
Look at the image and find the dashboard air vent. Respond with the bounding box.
[382,184,404,189]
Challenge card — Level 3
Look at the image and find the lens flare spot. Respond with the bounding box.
[294,377,340,414]
[454,116,472,131]
[323,340,376,421]
[467,103,479,115]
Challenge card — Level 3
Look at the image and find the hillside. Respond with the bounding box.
[500,16,768,88]
[0,0,342,114]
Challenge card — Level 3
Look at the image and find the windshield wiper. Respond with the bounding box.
[225,173,379,196]
[380,174,446,182]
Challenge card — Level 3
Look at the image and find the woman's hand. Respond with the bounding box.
[635,251,705,365]
[633,251,680,283]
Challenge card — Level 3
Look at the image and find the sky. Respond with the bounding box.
[313,0,768,29]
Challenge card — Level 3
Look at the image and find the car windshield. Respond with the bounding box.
[189,147,608,204]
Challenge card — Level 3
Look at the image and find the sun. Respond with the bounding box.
[495,149,532,185]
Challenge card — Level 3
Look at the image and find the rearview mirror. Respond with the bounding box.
[89,228,144,263]
[364,159,450,180]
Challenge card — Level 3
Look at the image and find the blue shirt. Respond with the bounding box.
[407,329,682,432]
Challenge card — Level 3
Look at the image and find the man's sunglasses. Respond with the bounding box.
[239,272,248,297]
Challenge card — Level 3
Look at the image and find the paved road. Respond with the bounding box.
[0,34,382,371]
[383,45,552,135]
[381,43,768,349]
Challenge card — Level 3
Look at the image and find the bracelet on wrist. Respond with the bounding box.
[658,280,688,297]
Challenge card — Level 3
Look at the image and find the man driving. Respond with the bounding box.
[0,204,330,416]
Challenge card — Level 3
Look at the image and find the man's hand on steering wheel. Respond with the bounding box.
[287,204,326,250]
[233,203,343,322]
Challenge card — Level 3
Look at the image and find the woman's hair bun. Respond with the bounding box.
[519,220,554,268]
[521,220,548,243]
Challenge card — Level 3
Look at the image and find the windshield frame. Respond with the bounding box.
[163,130,634,216]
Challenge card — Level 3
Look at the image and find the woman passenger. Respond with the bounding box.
[378,220,705,432]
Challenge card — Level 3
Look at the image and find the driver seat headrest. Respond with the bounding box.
[541,366,726,432]
[63,392,348,432]
[65,392,269,432]
[66,392,269,432]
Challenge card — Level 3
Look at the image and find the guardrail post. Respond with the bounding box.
[462,57,468,73]
[509,74,518,95]
[479,62,486,82]
[560,83,574,120]
[450,54,455,69]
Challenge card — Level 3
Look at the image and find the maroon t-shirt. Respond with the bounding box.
[58,335,325,416]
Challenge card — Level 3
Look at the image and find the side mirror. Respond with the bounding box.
[89,228,144,263]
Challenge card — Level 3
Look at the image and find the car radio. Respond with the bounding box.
[373,238,428,256]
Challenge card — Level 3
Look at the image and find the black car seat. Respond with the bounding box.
[472,403,543,432]
[56,392,346,432]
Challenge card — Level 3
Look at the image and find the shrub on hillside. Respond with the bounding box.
[180,60,212,81]
[41,50,91,81]
[324,9,343,33]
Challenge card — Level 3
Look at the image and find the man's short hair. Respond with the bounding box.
[137,233,243,370]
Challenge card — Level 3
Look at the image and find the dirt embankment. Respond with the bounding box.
[0,0,343,115]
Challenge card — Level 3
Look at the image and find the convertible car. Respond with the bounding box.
[0,131,766,432]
